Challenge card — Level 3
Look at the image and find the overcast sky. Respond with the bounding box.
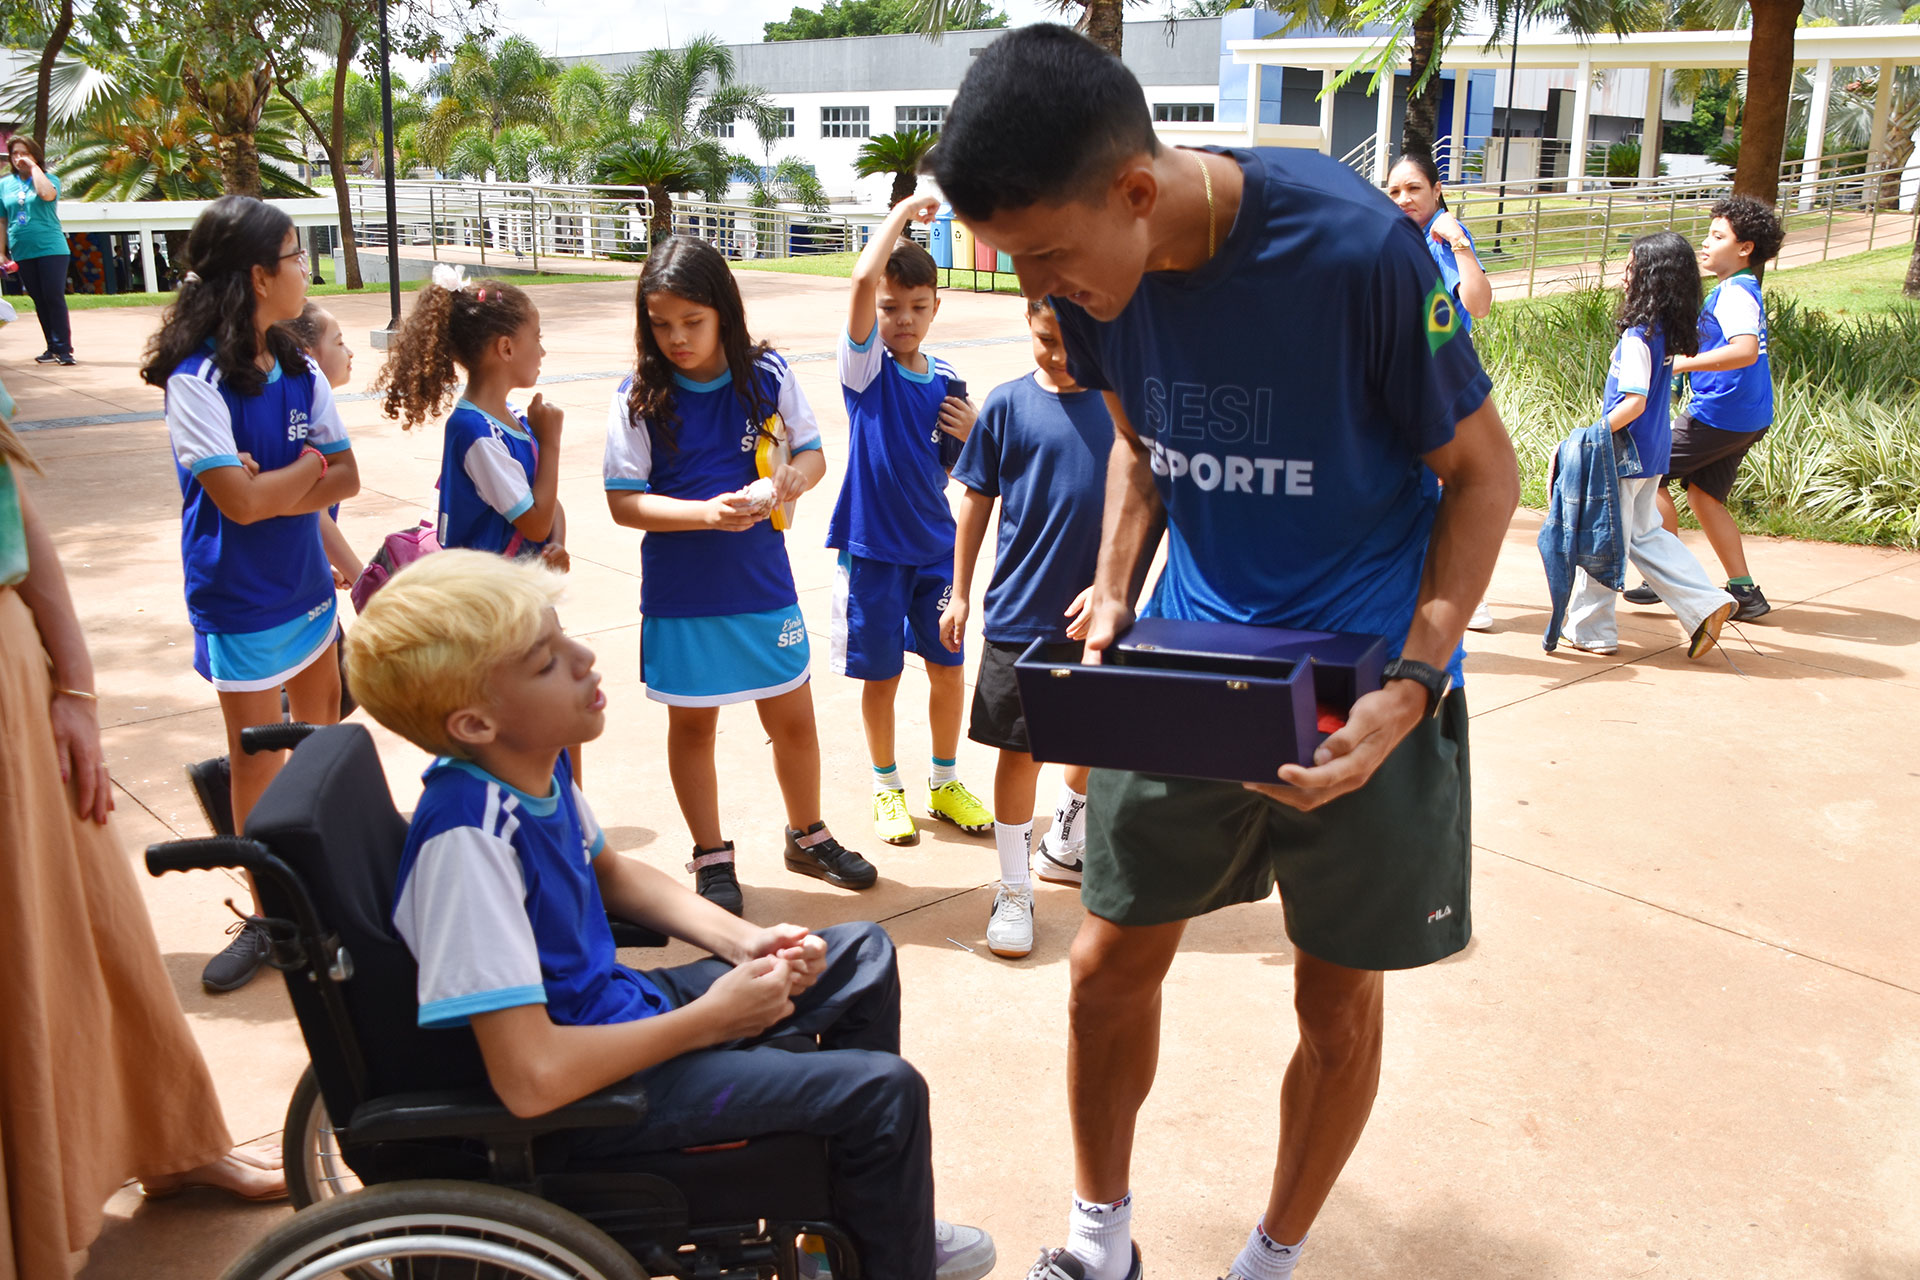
[489,0,1085,59]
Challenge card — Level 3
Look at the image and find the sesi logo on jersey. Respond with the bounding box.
[286,409,312,442]
[776,614,806,648]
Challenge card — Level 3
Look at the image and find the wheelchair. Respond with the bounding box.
[151,722,861,1280]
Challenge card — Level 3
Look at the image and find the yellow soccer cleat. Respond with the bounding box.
[873,787,919,845]
[926,780,994,835]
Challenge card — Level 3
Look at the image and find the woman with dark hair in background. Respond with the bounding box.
[0,135,76,365]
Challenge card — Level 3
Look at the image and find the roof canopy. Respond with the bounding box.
[1228,24,1920,71]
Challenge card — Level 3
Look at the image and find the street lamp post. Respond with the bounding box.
[376,0,402,336]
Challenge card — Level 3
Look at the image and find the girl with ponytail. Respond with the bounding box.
[139,194,361,993]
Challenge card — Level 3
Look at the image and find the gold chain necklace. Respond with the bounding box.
[1192,149,1216,261]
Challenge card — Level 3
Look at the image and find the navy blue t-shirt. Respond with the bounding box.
[1051,147,1492,683]
[952,373,1112,643]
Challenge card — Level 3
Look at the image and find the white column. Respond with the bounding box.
[1247,60,1263,147]
[1639,66,1664,181]
[1318,69,1337,156]
[1568,55,1593,194]
[1799,56,1833,210]
[1449,71,1470,182]
[139,227,158,293]
[1867,61,1895,169]
[1375,71,1394,182]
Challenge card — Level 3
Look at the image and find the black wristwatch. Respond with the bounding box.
[1381,657,1451,720]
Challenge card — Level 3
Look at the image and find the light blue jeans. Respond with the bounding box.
[1567,476,1736,649]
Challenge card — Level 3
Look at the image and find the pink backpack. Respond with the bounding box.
[350,521,441,613]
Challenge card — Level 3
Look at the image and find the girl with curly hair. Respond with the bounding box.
[138,195,361,992]
[373,266,570,572]
[603,235,870,917]
[1564,230,1736,661]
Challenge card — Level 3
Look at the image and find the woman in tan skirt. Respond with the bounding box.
[0,392,285,1280]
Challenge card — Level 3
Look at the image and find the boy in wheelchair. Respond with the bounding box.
[346,550,994,1280]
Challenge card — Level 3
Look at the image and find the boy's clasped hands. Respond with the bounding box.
[698,924,830,1040]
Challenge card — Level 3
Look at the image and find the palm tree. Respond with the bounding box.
[855,130,938,205]
[615,32,782,150]
[418,35,558,169]
[910,0,1136,55]
[745,156,830,211]
[594,127,697,246]
[446,123,550,183]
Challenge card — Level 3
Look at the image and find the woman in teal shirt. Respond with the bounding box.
[0,136,74,365]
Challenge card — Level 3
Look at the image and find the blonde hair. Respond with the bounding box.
[345,550,564,758]
[0,404,41,475]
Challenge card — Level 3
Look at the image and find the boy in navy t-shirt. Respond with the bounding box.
[345,550,994,1280]
[931,26,1518,1280]
[939,297,1110,959]
[827,193,994,848]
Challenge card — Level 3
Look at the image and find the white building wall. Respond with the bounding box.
[1492,67,1690,125]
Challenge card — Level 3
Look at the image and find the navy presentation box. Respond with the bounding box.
[1014,618,1387,784]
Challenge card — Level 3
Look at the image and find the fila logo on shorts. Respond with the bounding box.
[1427,905,1453,924]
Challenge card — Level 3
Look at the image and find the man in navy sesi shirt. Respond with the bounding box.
[932,26,1519,1280]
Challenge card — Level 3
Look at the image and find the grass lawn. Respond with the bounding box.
[5,270,633,313]
[1768,244,1920,317]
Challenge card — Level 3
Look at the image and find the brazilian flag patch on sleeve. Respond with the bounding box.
[1424,278,1463,354]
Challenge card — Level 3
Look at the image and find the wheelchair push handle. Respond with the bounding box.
[240,722,322,755]
[146,834,273,877]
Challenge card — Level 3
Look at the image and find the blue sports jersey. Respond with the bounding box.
[826,329,960,567]
[603,351,823,618]
[1420,212,1479,336]
[1688,272,1772,432]
[438,401,542,555]
[166,352,352,635]
[393,753,671,1030]
[1602,325,1672,478]
[1051,147,1491,684]
[952,372,1112,643]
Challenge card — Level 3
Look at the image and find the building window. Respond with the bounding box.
[821,106,870,139]
[896,105,946,136]
[777,107,795,138]
[1153,103,1215,123]
[703,118,735,138]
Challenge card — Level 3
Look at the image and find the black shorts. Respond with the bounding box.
[1081,688,1473,971]
[1666,413,1767,504]
[968,637,1084,753]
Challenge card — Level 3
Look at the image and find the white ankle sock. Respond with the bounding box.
[1229,1224,1306,1280]
[1067,1192,1132,1280]
[1051,781,1088,848]
[929,755,958,787]
[995,821,1033,888]
[873,763,903,793]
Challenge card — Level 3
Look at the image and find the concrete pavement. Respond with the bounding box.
[11,272,1918,1280]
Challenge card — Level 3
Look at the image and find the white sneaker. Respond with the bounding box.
[1035,831,1084,886]
[935,1219,996,1280]
[985,881,1035,958]
[1468,600,1494,632]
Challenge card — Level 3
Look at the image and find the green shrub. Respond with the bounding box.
[1476,285,1920,546]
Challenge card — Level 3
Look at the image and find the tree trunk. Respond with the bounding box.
[32,0,74,149]
[1084,0,1123,58]
[890,170,917,206]
[647,185,673,247]
[1904,214,1920,299]
[217,131,264,197]
[1401,5,1445,165]
[1734,0,1805,207]
[331,21,363,289]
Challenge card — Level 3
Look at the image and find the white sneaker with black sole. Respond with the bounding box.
[986,881,1035,958]
[1036,829,1084,886]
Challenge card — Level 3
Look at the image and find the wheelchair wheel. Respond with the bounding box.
[219,1179,649,1280]
[285,1066,363,1208]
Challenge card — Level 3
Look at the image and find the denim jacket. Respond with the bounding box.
[1537,421,1640,651]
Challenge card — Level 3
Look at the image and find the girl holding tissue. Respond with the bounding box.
[603,236,867,918]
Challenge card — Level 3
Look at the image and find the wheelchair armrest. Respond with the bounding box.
[346,1082,648,1145]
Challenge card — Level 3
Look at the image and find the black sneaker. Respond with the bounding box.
[53,352,76,366]
[185,755,236,837]
[688,842,743,916]
[1728,582,1771,621]
[784,821,877,890]
[1622,581,1660,605]
[34,350,57,364]
[202,903,272,992]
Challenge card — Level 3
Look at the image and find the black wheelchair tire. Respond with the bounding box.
[284,1065,362,1209]
[218,1179,650,1280]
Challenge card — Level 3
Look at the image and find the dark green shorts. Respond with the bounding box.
[1081,688,1472,971]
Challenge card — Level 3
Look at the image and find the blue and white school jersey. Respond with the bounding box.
[1603,325,1673,478]
[393,753,671,1030]
[1421,213,1479,336]
[166,352,351,635]
[1050,147,1491,683]
[439,400,542,555]
[952,373,1112,643]
[826,328,959,567]
[603,351,822,618]
[1688,272,1772,432]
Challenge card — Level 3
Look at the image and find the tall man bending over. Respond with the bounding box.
[931,27,1518,1280]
